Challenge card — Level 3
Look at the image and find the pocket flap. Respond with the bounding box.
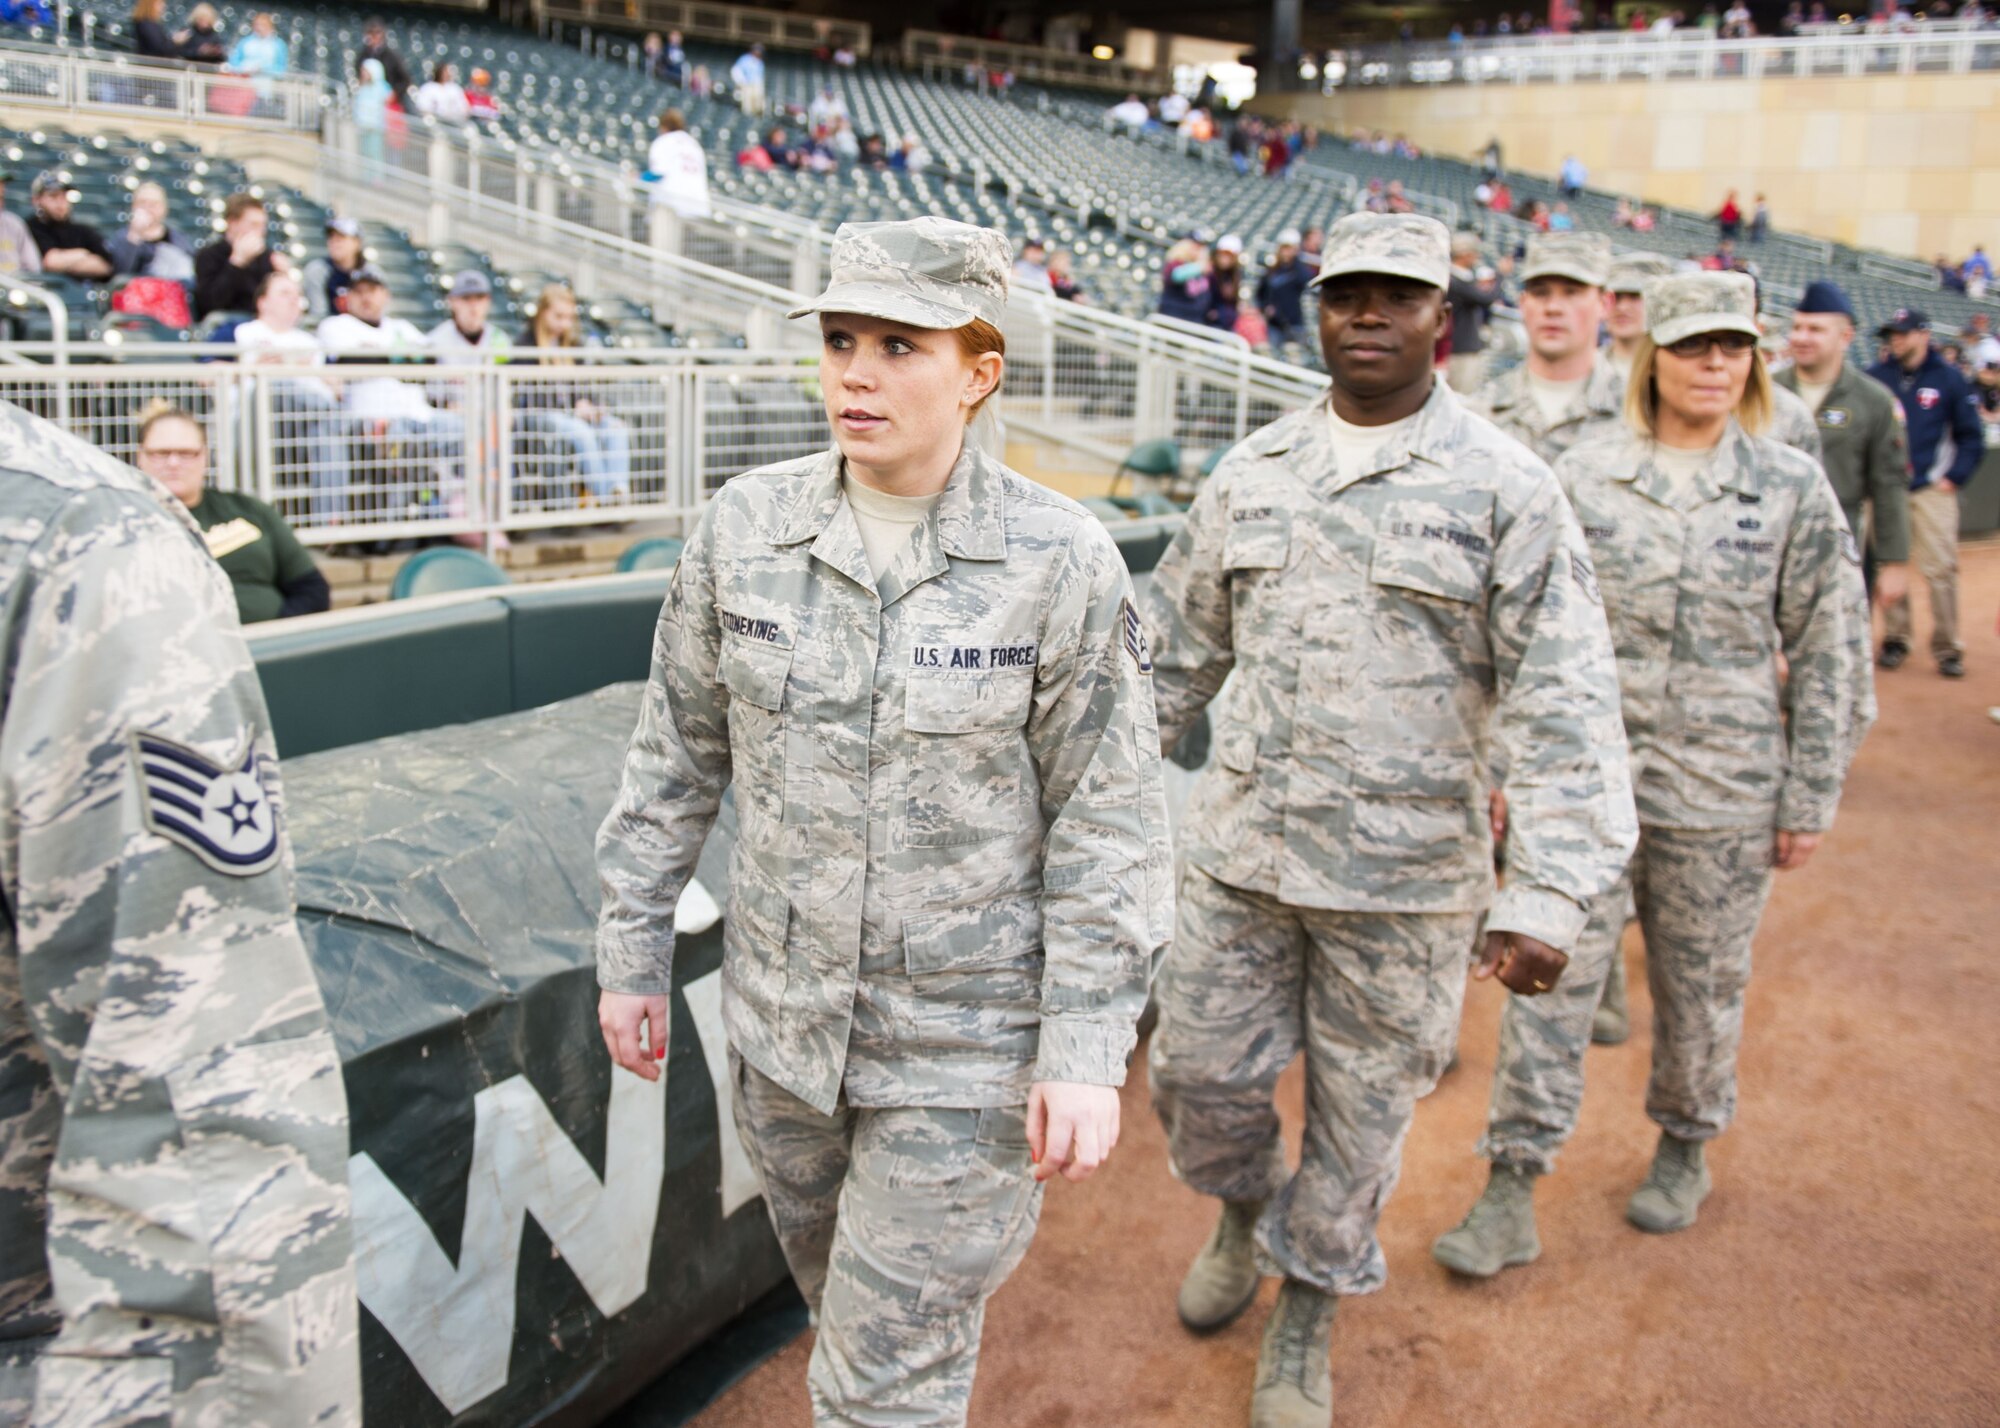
[1224,519,1291,571]
[1369,532,1485,604]
[720,636,795,712]
[1216,725,1257,773]
[904,892,1043,975]
[906,671,1035,734]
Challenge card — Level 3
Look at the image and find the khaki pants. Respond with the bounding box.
[1882,483,1961,659]
[1446,351,1487,394]
[731,1054,1042,1428]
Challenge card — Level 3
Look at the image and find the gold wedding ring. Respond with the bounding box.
[1531,979,1550,991]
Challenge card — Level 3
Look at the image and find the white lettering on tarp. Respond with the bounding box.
[683,968,762,1218]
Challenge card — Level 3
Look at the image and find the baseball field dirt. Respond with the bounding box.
[690,543,2000,1428]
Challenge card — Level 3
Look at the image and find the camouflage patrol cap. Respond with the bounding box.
[1645,271,1760,346]
[1521,231,1611,287]
[1310,212,1450,290]
[786,216,1010,330]
[1606,250,1675,295]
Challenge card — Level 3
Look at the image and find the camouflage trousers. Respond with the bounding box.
[730,1053,1043,1428]
[1480,824,1776,1172]
[1148,867,1473,1297]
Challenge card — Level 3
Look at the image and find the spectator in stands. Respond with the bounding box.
[1487,177,1514,214]
[1012,239,1052,293]
[513,284,631,506]
[26,172,111,280]
[235,269,349,523]
[0,171,42,276]
[1612,197,1635,227]
[731,42,767,116]
[1549,201,1577,231]
[1258,228,1313,358]
[808,85,848,130]
[1963,313,2000,370]
[1528,199,1552,232]
[1480,137,1503,179]
[130,0,177,59]
[224,11,287,81]
[1716,189,1744,240]
[108,180,195,281]
[1964,245,1992,298]
[352,58,391,166]
[1975,359,2000,418]
[1227,120,1254,176]
[826,116,860,162]
[831,41,856,67]
[1559,153,1587,198]
[1107,93,1149,133]
[177,3,226,64]
[1445,231,1496,391]
[302,216,363,322]
[858,133,890,169]
[890,136,930,174]
[1207,234,1244,332]
[1723,0,1755,34]
[1157,237,1211,325]
[1385,180,1415,215]
[646,109,711,221]
[318,265,464,513]
[465,68,500,123]
[1749,193,1770,243]
[1781,0,1805,31]
[1704,237,1738,271]
[1047,248,1085,303]
[136,402,330,623]
[194,192,286,321]
[416,62,470,124]
[643,30,687,86]
[426,269,502,360]
[1935,253,1968,293]
[1361,179,1387,214]
[356,16,414,113]
[688,63,713,98]
[1870,308,1985,678]
[1631,204,1658,232]
[1159,90,1190,125]
[1299,225,1324,271]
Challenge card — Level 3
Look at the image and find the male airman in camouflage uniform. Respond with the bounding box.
[1605,251,1676,383]
[1434,273,1874,1279]
[1464,231,1624,464]
[596,219,1171,1427]
[1143,213,1635,1428]
[0,401,360,1426]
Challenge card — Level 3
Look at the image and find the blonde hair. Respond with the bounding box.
[188,3,218,26]
[135,399,204,448]
[952,318,1005,421]
[531,284,579,350]
[1623,335,1772,439]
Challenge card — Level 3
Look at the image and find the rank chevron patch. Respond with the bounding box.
[131,730,282,876]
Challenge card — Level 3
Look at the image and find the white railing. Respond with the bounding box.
[1330,27,2000,86]
[902,29,1164,94]
[0,38,329,131]
[534,0,871,58]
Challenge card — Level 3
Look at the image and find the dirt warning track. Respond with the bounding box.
[693,544,2000,1428]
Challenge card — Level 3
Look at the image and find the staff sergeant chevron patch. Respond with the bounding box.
[131,730,282,875]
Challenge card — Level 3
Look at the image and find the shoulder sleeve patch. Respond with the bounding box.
[1572,550,1603,606]
[1121,598,1154,673]
[131,730,282,876]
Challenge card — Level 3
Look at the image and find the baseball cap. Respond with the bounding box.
[786,217,1009,330]
[1216,234,1244,256]
[1794,280,1855,321]
[348,263,389,288]
[326,216,361,237]
[1309,212,1451,291]
[1276,227,1302,247]
[1605,251,1674,295]
[1877,307,1929,335]
[30,170,66,196]
[1644,271,1759,346]
[1520,232,1611,287]
[448,269,492,298]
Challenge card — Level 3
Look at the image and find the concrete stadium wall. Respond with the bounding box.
[1258,73,2000,262]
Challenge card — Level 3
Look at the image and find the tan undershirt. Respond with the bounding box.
[1796,377,1835,412]
[843,473,941,581]
[1649,439,1720,502]
[1324,402,1419,477]
[1528,371,1589,425]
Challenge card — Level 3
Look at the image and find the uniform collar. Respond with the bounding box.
[1255,379,1460,496]
[1615,417,1761,510]
[1485,355,1623,426]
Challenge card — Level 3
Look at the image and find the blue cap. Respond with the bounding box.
[1795,280,1854,320]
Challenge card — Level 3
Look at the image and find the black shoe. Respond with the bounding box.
[1878,641,1909,670]
[1940,654,1966,678]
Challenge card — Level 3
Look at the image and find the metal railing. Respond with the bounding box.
[901,29,1164,95]
[534,0,871,58]
[0,37,329,131]
[1329,27,2000,86]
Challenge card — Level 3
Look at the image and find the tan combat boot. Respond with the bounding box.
[1250,1278,1335,1428]
[1626,1133,1711,1233]
[1177,1198,1265,1332]
[1432,1162,1541,1277]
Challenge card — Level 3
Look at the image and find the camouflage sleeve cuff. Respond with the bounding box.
[1485,883,1589,954]
[1033,1017,1135,1088]
[1776,786,1835,835]
[594,932,675,997]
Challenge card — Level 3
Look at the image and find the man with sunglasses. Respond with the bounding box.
[1144,212,1635,1428]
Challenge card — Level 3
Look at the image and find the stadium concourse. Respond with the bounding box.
[685,553,2000,1428]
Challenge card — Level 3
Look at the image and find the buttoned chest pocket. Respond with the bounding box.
[1223,512,1294,648]
[720,634,796,827]
[1364,505,1493,738]
[905,670,1040,847]
[1693,511,1782,668]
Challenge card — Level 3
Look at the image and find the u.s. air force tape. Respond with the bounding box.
[131,729,282,876]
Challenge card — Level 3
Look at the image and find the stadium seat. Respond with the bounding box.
[616,536,685,572]
[1114,437,1182,490]
[389,546,512,600]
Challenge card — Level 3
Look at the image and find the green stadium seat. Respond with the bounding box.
[617,537,685,572]
[390,547,511,600]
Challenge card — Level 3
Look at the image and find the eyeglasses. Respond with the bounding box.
[1663,330,1758,359]
[138,448,205,463]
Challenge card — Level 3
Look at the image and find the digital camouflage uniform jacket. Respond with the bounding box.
[0,404,359,1426]
[1462,353,1627,465]
[1554,420,1876,833]
[1145,382,1637,955]
[597,444,1173,1116]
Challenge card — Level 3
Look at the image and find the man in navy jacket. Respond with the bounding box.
[1868,308,1985,677]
